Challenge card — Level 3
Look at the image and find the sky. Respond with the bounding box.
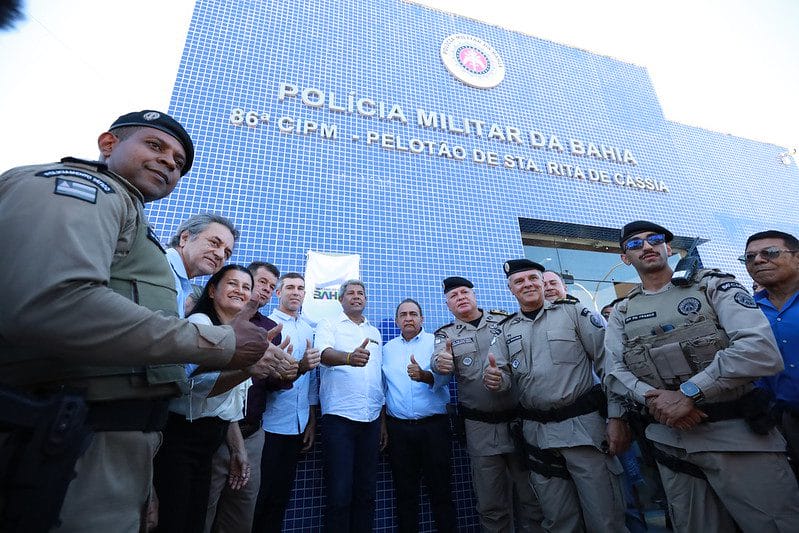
[0,0,797,172]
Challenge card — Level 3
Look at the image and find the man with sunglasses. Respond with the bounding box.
[604,220,799,532]
[743,230,799,469]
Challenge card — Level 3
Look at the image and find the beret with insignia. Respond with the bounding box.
[503,259,545,278]
[110,110,194,176]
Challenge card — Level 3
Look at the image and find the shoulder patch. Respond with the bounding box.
[580,308,590,317]
[36,168,115,194]
[53,178,97,204]
[733,291,758,309]
[677,297,702,315]
[589,313,605,328]
[717,281,746,292]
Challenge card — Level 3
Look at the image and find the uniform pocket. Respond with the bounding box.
[546,329,582,365]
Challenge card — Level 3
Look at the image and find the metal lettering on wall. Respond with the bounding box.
[228,82,670,193]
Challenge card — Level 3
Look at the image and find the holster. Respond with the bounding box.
[447,403,466,445]
[509,419,570,479]
[0,385,94,533]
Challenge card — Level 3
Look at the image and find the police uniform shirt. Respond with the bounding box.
[604,277,786,453]
[498,300,620,450]
[0,159,236,374]
[433,310,516,456]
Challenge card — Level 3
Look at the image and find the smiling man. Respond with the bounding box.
[486,259,628,533]
[743,230,799,467]
[167,212,239,316]
[604,220,799,532]
[0,110,273,532]
[431,276,543,533]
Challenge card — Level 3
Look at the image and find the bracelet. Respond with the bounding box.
[345,352,351,365]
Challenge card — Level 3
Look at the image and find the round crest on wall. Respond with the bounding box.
[440,34,506,89]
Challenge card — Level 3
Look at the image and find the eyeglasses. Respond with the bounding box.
[738,247,798,264]
[623,234,666,251]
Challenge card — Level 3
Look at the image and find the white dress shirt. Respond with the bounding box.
[315,312,384,422]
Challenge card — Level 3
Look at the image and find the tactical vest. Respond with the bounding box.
[618,270,730,390]
[13,206,185,401]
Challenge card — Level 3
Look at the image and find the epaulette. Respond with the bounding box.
[488,309,511,316]
[497,312,518,326]
[552,295,579,305]
[434,323,454,335]
[61,157,108,171]
[699,268,734,280]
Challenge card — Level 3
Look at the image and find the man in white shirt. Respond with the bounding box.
[314,280,384,533]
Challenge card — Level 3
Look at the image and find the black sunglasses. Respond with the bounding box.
[623,234,666,251]
[738,247,798,264]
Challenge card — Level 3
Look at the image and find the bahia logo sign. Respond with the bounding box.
[440,34,505,89]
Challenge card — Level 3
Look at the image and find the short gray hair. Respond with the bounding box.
[338,279,366,300]
[169,212,239,247]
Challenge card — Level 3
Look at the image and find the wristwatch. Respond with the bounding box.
[679,381,704,403]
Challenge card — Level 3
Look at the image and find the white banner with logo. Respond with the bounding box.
[302,250,361,327]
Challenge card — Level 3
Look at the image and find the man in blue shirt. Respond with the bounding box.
[382,299,455,533]
[744,230,799,465]
[251,272,320,532]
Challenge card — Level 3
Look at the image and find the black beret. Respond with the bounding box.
[503,259,546,278]
[442,276,473,293]
[110,110,194,176]
[619,220,674,247]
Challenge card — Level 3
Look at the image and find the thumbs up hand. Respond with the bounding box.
[407,354,422,381]
[347,338,371,367]
[300,338,321,373]
[434,338,454,375]
[483,353,502,391]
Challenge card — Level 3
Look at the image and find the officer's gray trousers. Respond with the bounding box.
[528,445,627,533]
[654,442,799,533]
[470,452,544,533]
[56,431,162,533]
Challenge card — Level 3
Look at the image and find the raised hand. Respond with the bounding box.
[482,353,502,391]
[435,339,454,374]
[348,338,370,367]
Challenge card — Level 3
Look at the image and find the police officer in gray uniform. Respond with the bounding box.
[0,110,275,533]
[605,220,799,532]
[431,276,543,533]
[485,259,628,533]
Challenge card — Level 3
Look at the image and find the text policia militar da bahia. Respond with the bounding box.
[229,82,670,194]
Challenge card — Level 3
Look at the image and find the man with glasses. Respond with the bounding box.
[604,220,799,532]
[742,230,799,468]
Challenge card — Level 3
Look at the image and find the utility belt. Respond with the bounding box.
[458,405,517,424]
[518,384,607,423]
[651,446,706,480]
[386,414,448,426]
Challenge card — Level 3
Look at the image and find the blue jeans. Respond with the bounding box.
[321,414,380,533]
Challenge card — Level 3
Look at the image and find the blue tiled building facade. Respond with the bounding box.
[148,1,799,530]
